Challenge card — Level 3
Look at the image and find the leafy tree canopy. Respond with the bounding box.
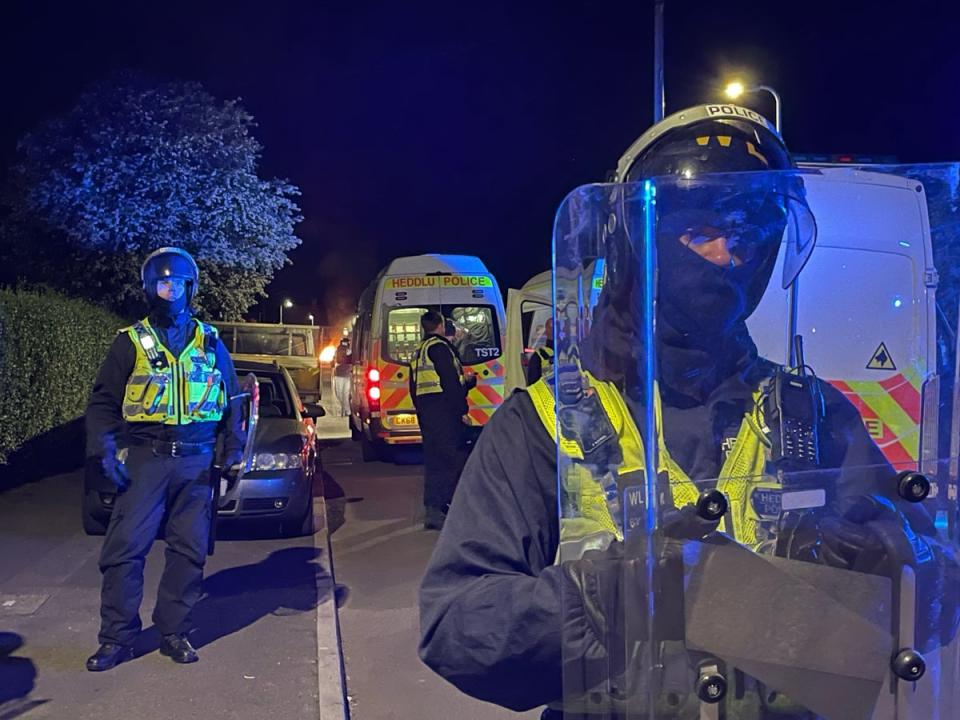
[2,74,302,319]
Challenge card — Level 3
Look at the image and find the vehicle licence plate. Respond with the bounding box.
[392,414,418,427]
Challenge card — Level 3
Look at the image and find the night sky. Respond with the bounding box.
[3,1,959,329]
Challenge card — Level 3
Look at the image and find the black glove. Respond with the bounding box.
[818,495,930,576]
[786,494,960,653]
[563,505,724,651]
[101,452,130,492]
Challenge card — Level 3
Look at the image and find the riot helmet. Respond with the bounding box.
[141,247,200,314]
[582,105,816,399]
[615,104,816,296]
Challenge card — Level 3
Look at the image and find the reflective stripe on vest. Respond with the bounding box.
[527,374,770,553]
[121,318,226,425]
[412,335,464,397]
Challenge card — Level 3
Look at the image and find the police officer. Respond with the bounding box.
[526,317,554,386]
[410,310,471,530]
[85,247,244,671]
[417,107,959,717]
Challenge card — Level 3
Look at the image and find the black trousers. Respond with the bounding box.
[98,446,213,646]
[418,404,468,512]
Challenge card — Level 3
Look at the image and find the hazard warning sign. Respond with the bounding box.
[867,342,896,370]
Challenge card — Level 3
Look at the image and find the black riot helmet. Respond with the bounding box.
[141,247,200,303]
[613,104,816,293]
[581,105,817,398]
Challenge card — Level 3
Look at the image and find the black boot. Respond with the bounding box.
[159,634,199,664]
[86,643,134,672]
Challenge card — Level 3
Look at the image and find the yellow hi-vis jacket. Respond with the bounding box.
[121,318,227,425]
[528,372,801,719]
[526,371,771,557]
[412,335,464,398]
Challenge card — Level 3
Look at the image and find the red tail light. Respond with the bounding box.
[365,366,381,411]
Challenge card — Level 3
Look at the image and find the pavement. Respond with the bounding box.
[320,417,541,720]
[0,403,540,720]
[0,465,343,720]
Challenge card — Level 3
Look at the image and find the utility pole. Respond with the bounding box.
[653,0,665,122]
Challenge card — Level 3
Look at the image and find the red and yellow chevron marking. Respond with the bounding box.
[378,361,415,412]
[376,357,507,428]
[829,368,922,467]
[467,359,506,426]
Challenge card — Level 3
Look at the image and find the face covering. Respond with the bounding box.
[149,280,190,321]
[654,227,778,403]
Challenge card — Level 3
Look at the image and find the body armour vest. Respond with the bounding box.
[121,318,226,425]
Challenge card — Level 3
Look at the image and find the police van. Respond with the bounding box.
[349,254,507,461]
[506,166,945,489]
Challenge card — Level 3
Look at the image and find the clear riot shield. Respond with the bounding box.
[553,168,960,719]
[238,372,261,475]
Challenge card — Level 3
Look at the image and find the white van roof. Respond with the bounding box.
[384,254,493,277]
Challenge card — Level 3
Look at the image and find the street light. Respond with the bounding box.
[279,298,293,324]
[307,313,315,326]
[724,80,782,135]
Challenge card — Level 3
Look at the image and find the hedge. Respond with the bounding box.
[0,288,126,463]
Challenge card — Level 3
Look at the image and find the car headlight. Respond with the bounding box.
[252,452,302,471]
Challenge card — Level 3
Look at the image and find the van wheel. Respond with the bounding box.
[350,419,362,442]
[360,433,381,463]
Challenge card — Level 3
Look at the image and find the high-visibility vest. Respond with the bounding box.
[121,318,227,425]
[526,372,770,559]
[412,335,464,398]
[528,372,802,718]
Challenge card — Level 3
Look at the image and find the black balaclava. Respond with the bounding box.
[149,287,190,322]
[654,204,781,405]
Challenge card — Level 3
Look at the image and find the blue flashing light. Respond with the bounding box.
[893,296,903,309]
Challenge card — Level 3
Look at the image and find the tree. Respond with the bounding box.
[1,74,302,319]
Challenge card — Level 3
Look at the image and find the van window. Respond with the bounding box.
[384,305,501,365]
[384,307,425,364]
[233,327,312,357]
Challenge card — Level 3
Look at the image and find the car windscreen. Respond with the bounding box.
[231,327,311,357]
[383,305,501,365]
[236,372,296,419]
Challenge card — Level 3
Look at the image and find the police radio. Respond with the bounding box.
[762,336,824,474]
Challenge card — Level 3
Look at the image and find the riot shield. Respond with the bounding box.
[238,371,260,475]
[553,168,960,719]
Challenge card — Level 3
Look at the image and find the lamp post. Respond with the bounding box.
[724,81,782,135]
[279,298,293,324]
[307,313,315,326]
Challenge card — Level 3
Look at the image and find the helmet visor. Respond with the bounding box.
[657,172,817,288]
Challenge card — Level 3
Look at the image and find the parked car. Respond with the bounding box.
[82,360,325,538]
